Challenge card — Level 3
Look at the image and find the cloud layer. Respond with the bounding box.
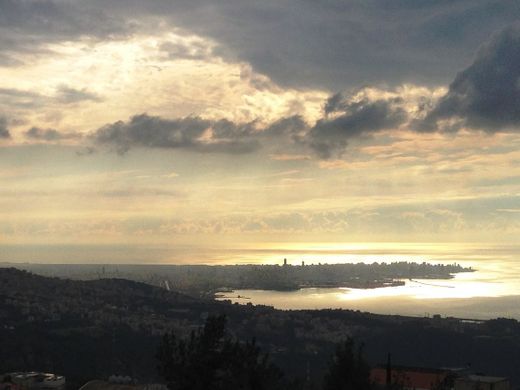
[0,0,131,65]
[421,24,520,132]
[90,0,520,90]
[3,1,520,91]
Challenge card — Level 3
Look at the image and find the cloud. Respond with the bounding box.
[55,85,101,104]
[91,113,318,156]
[421,24,520,132]
[0,117,10,138]
[2,0,519,92]
[308,96,407,158]
[264,115,308,138]
[0,88,46,109]
[0,0,132,65]
[24,126,82,141]
[85,0,520,90]
[159,39,214,61]
[324,93,345,115]
[88,96,408,159]
[92,113,261,154]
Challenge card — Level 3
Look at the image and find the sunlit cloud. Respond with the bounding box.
[1,2,520,260]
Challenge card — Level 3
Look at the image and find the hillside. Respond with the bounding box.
[2,268,520,389]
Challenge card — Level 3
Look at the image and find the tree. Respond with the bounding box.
[156,315,286,390]
[322,338,371,390]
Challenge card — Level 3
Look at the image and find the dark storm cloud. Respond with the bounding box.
[420,24,520,132]
[0,117,10,139]
[308,97,407,159]
[24,127,82,141]
[85,0,520,90]
[92,114,261,154]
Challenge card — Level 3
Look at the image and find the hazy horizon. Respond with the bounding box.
[1,242,519,265]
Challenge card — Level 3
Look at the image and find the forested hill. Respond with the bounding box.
[0,267,214,331]
[0,267,228,388]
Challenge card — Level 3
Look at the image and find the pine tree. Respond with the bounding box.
[322,338,371,390]
[156,315,286,390]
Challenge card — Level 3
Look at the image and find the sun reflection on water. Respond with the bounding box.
[215,242,520,319]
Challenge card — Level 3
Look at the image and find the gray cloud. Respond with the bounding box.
[94,114,209,153]
[0,52,23,67]
[84,0,520,91]
[421,24,520,132]
[1,0,518,91]
[0,88,46,109]
[92,113,261,154]
[324,93,345,116]
[55,85,101,104]
[80,21,520,161]
[0,0,132,66]
[159,40,214,61]
[264,116,308,138]
[89,98,409,158]
[0,86,101,111]
[0,116,10,138]
[308,97,407,159]
[24,126,82,141]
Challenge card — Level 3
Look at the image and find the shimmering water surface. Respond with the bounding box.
[215,242,520,319]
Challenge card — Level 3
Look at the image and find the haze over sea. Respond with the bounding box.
[215,242,520,320]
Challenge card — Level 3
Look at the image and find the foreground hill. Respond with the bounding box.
[2,267,520,389]
[0,268,224,388]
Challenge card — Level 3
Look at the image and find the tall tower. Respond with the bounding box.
[283,258,288,266]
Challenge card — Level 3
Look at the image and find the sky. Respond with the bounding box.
[0,0,519,263]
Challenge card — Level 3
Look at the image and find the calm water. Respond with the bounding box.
[216,242,520,320]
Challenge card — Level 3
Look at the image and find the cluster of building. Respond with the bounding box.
[371,364,510,390]
[0,373,65,390]
[0,366,511,390]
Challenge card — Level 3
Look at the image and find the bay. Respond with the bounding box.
[216,242,520,320]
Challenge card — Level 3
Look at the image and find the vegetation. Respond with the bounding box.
[157,315,286,390]
[157,315,373,390]
[322,338,371,390]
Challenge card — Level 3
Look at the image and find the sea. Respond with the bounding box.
[215,242,520,320]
